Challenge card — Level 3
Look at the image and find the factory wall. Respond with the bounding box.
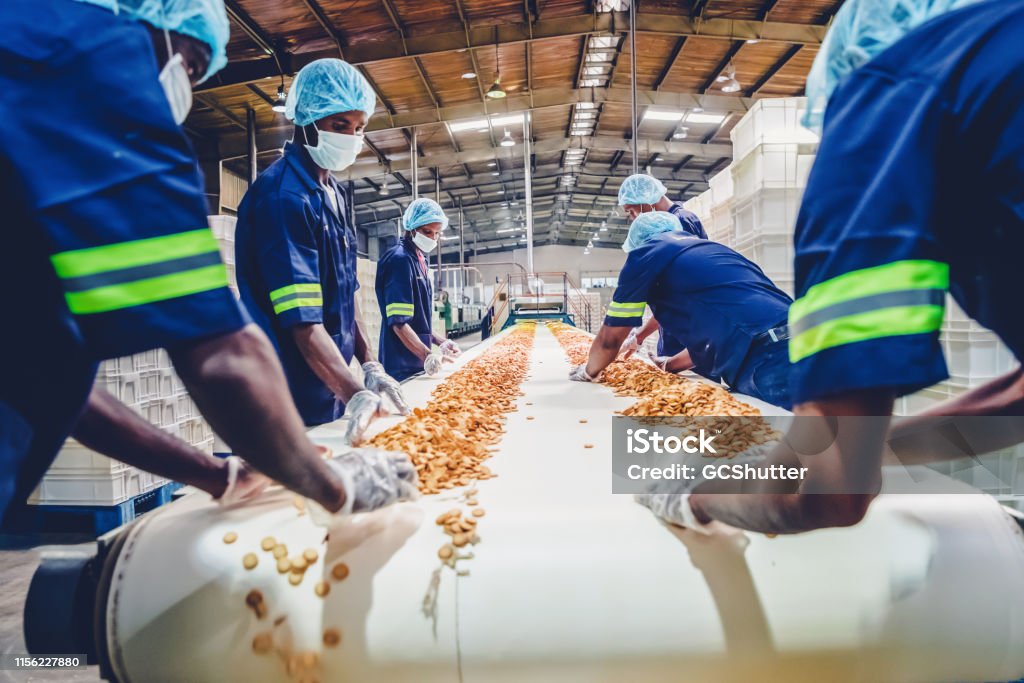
[469,245,626,287]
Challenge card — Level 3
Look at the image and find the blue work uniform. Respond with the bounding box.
[235,143,360,427]
[376,239,434,382]
[0,0,246,521]
[788,0,1024,405]
[667,202,708,240]
[608,234,793,408]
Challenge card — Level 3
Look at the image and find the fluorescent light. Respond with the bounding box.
[654,156,664,161]
[490,114,524,127]
[745,39,760,44]
[441,235,459,241]
[491,171,500,176]
[487,162,497,167]
[450,118,489,132]
[461,71,477,79]
[496,228,517,234]
[643,109,685,122]
[686,112,728,124]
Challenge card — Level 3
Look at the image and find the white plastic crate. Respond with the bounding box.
[49,441,130,476]
[730,97,820,161]
[733,234,794,279]
[708,167,734,207]
[708,202,733,245]
[208,214,237,241]
[944,334,1017,380]
[731,187,803,241]
[903,386,953,415]
[730,143,816,201]
[93,372,141,406]
[29,468,149,505]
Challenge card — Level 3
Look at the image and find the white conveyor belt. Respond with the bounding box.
[105,324,1024,683]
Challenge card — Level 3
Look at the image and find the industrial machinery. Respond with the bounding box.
[24,326,1024,682]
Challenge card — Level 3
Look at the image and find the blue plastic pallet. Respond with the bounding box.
[8,482,183,537]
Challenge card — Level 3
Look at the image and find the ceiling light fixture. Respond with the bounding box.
[487,41,506,99]
[720,63,741,93]
[461,71,477,79]
[500,129,515,147]
[272,85,287,113]
[379,180,389,196]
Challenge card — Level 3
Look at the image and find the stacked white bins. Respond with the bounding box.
[356,258,381,352]
[706,167,735,248]
[208,214,238,294]
[728,98,819,298]
[31,350,212,506]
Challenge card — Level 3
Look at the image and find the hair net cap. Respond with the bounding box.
[803,0,979,131]
[618,174,668,206]
[286,59,377,126]
[623,211,682,253]
[403,198,449,232]
[103,0,231,82]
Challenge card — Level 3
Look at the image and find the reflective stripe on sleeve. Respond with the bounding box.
[270,283,323,315]
[606,301,646,318]
[386,303,415,317]
[51,229,229,314]
[789,260,948,363]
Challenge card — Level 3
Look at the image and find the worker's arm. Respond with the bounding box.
[585,325,632,377]
[291,323,365,403]
[885,367,1024,465]
[635,317,661,345]
[662,349,694,374]
[170,324,347,512]
[73,388,228,498]
[393,323,432,361]
[688,390,892,534]
[352,298,377,364]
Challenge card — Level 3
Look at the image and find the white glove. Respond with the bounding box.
[309,448,420,525]
[362,362,411,416]
[645,350,671,371]
[423,353,444,376]
[439,339,461,359]
[633,493,712,535]
[342,390,384,445]
[568,363,596,382]
[620,328,640,359]
[216,456,271,506]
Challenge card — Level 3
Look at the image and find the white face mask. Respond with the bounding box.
[412,231,438,254]
[303,126,364,171]
[158,52,192,126]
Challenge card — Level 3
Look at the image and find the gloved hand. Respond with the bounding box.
[620,328,640,359]
[342,390,384,445]
[309,448,420,525]
[633,493,712,535]
[362,362,411,416]
[646,350,671,371]
[424,353,444,376]
[439,339,461,360]
[569,364,596,382]
[216,456,272,505]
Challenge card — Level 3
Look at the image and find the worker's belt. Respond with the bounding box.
[754,324,790,345]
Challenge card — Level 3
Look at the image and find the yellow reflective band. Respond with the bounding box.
[64,264,229,315]
[51,229,218,279]
[269,282,322,303]
[386,303,415,317]
[273,297,323,315]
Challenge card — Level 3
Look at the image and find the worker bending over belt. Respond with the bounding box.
[235,58,409,442]
[570,212,794,409]
[616,173,708,362]
[0,0,416,524]
[376,198,462,381]
[637,0,1024,535]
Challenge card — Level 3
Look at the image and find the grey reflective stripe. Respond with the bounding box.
[272,290,322,305]
[60,251,225,293]
[790,288,946,336]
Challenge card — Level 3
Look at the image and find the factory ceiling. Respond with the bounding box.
[187,0,841,254]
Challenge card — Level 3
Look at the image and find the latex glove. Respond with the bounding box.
[362,362,411,416]
[568,364,596,382]
[216,456,271,506]
[424,353,444,376]
[342,390,384,445]
[439,339,461,359]
[309,448,420,525]
[620,328,640,359]
[646,350,671,371]
[633,493,712,535]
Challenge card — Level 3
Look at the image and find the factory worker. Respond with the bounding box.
[638,0,1024,536]
[235,58,410,441]
[569,212,793,409]
[618,173,707,239]
[376,198,462,381]
[0,0,418,523]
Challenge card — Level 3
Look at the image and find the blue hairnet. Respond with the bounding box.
[403,198,449,232]
[803,0,979,131]
[618,174,668,206]
[622,211,681,253]
[96,0,231,82]
[286,59,377,126]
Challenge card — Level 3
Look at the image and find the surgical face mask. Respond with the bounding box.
[412,231,438,254]
[159,53,192,126]
[303,126,364,171]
